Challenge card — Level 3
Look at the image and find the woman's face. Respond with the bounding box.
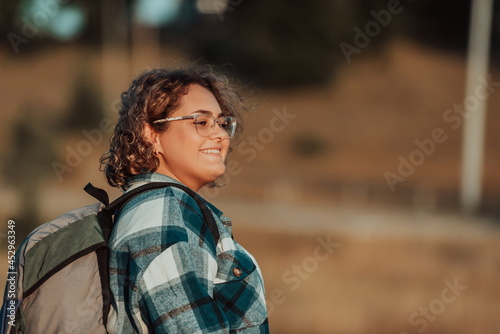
[150,84,230,191]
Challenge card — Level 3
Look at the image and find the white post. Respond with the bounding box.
[461,0,494,214]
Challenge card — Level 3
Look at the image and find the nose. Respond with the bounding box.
[210,120,229,140]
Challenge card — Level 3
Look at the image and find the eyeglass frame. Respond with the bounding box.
[152,113,237,138]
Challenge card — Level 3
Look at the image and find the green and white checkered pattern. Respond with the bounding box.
[108,173,269,333]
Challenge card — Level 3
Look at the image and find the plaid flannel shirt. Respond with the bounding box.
[108,173,269,333]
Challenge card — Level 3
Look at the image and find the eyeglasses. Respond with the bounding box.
[153,114,237,138]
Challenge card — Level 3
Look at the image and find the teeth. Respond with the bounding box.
[201,149,220,154]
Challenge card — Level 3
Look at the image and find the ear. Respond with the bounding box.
[143,123,160,153]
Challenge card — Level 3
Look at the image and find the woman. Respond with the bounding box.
[100,67,269,333]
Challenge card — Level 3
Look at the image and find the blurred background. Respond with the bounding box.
[1,0,500,333]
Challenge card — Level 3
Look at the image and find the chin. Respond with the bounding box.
[207,167,226,181]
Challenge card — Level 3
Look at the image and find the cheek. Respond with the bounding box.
[222,142,230,159]
[163,129,203,159]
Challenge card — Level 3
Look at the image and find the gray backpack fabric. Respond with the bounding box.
[0,182,219,334]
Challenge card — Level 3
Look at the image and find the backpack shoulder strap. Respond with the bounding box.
[84,183,110,206]
[85,182,221,329]
[85,182,220,245]
[109,182,220,246]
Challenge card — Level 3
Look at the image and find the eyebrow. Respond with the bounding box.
[190,110,224,117]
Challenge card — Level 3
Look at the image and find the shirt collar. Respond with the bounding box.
[127,172,182,187]
[126,172,224,217]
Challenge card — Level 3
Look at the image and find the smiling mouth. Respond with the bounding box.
[200,149,221,154]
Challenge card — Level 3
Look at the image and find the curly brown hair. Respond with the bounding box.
[100,66,245,190]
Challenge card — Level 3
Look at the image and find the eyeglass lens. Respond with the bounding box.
[195,114,236,137]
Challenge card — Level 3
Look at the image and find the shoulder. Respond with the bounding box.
[120,185,202,216]
[111,185,211,249]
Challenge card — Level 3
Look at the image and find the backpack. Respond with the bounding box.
[0,182,220,334]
